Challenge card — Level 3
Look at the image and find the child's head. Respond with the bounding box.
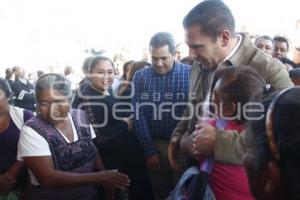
[213,66,268,121]
[244,87,300,200]
[289,68,300,86]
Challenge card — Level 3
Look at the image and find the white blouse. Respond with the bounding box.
[17,113,96,185]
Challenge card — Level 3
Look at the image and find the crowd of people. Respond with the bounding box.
[1,0,300,200]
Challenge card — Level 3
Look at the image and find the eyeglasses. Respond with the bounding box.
[265,86,300,161]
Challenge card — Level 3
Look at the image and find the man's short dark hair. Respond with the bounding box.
[149,32,176,54]
[255,35,274,45]
[12,66,19,73]
[273,36,289,51]
[183,0,235,40]
[37,70,45,78]
[289,68,300,79]
[0,78,12,97]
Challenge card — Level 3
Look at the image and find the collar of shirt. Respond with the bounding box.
[221,34,242,63]
[151,61,176,76]
[201,34,242,120]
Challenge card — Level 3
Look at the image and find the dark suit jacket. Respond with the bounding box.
[12,79,35,111]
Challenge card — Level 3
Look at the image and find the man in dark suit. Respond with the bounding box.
[11,66,35,111]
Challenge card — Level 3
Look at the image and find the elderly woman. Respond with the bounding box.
[17,74,129,200]
[244,87,300,200]
[0,78,33,199]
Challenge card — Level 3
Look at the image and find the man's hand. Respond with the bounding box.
[168,136,181,172]
[146,155,160,171]
[192,123,217,157]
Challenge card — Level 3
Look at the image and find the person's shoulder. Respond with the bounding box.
[245,50,293,88]
[18,122,51,158]
[21,115,41,135]
[23,109,34,121]
[175,62,192,73]
[12,79,20,86]
[261,53,285,68]
[247,47,284,69]
[8,79,14,85]
[70,108,86,115]
[121,87,132,97]
[77,82,89,92]
[20,123,37,134]
[13,78,20,83]
[133,66,153,80]
[27,80,34,87]
[138,65,153,74]
[176,62,191,68]
[75,83,96,98]
[70,109,91,126]
[239,35,276,66]
[23,114,39,126]
[10,105,33,118]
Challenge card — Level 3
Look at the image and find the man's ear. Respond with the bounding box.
[264,160,281,195]
[219,30,230,47]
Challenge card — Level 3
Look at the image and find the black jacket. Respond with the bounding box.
[11,79,35,111]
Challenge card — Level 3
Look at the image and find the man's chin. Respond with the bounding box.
[195,60,211,69]
[155,70,166,75]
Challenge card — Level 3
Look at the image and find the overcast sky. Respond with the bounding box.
[0,0,299,73]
